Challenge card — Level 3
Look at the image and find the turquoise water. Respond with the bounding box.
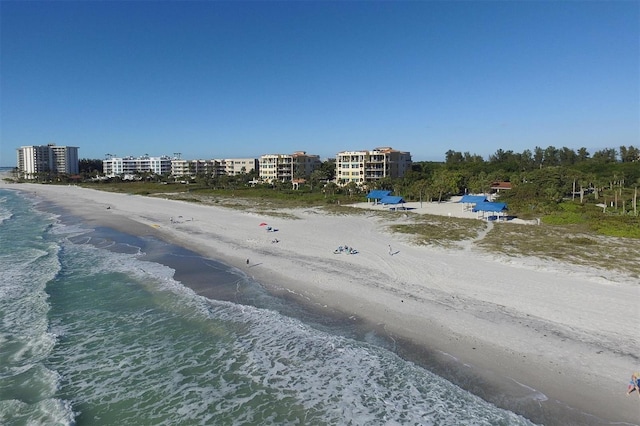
[0,188,536,425]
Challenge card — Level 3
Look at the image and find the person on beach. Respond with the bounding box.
[246,259,249,265]
[627,372,640,398]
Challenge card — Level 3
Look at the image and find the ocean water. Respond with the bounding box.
[0,188,537,426]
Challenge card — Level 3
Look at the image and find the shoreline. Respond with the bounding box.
[5,182,639,425]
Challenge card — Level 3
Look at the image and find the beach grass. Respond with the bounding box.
[387,214,486,248]
[79,182,640,275]
[477,222,640,277]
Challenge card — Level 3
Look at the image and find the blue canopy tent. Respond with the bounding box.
[473,202,508,220]
[459,195,488,211]
[379,195,407,210]
[459,195,488,204]
[366,190,392,204]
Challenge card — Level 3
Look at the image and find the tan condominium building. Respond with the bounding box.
[259,151,321,183]
[336,147,412,186]
[17,144,79,179]
[223,158,259,176]
[170,159,221,177]
[171,158,258,178]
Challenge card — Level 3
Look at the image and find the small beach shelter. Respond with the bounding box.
[459,195,488,204]
[472,202,508,220]
[379,195,407,210]
[459,195,488,211]
[366,190,392,204]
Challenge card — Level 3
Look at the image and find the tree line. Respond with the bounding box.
[70,144,639,218]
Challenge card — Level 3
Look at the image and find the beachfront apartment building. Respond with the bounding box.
[16,144,79,179]
[335,147,412,186]
[223,158,259,176]
[258,151,321,183]
[171,159,222,178]
[170,158,258,178]
[103,155,173,178]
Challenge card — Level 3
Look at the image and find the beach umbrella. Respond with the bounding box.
[259,222,268,226]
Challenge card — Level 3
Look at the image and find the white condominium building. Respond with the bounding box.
[336,147,412,186]
[103,155,173,178]
[259,151,321,183]
[16,144,79,179]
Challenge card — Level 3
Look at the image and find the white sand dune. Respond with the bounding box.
[5,181,639,425]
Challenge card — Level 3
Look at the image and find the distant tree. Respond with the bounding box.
[309,169,328,190]
[445,150,464,165]
[543,146,560,167]
[518,149,535,171]
[558,147,578,166]
[374,177,395,191]
[463,151,484,163]
[466,171,491,194]
[430,169,461,202]
[592,148,617,163]
[79,158,103,177]
[576,147,590,162]
[533,146,545,169]
[323,181,338,197]
[319,159,336,181]
[620,145,640,163]
[344,181,360,199]
[410,179,431,205]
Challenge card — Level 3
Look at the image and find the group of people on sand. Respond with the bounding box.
[334,245,358,255]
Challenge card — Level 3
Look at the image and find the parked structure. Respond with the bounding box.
[335,147,412,186]
[259,151,321,183]
[16,144,79,179]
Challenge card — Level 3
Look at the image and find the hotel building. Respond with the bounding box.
[16,144,79,179]
[335,147,412,186]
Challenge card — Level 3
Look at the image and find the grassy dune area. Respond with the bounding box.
[32,181,640,279]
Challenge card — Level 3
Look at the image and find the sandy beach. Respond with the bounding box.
[5,181,639,425]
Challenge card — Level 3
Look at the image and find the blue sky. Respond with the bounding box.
[1,1,638,166]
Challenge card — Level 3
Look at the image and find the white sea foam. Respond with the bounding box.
[0,398,75,426]
[42,243,535,424]
[0,190,74,426]
[11,192,535,425]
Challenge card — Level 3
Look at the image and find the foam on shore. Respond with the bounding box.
[3,180,639,426]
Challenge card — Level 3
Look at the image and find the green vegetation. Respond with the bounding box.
[389,215,485,248]
[10,142,639,239]
[7,144,639,275]
[477,222,640,278]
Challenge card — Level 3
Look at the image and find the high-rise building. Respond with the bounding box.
[335,147,412,186]
[16,144,79,179]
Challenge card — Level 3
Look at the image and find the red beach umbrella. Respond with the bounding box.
[259,222,268,226]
